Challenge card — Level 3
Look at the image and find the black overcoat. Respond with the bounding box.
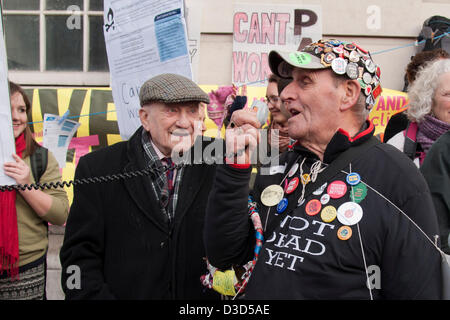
[60,127,220,299]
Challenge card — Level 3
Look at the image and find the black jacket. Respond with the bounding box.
[60,127,219,300]
[205,122,442,299]
[421,131,450,254]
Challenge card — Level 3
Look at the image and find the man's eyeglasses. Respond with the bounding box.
[265,95,280,105]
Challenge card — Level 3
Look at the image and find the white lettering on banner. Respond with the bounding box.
[262,214,335,272]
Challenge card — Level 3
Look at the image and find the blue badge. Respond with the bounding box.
[277,198,288,214]
[346,172,361,186]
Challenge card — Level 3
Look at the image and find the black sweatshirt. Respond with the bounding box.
[204,122,442,299]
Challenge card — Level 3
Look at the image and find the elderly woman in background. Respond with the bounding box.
[386,58,450,167]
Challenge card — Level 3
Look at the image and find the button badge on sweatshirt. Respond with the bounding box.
[337,202,363,225]
[346,172,361,186]
[261,184,284,207]
[337,226,352,240]
[321,205,337,223]
[285,177,299,194]
[277,198,288,214]
[350,183,367,204]
[305,199,322,216]
[327,180,347,199]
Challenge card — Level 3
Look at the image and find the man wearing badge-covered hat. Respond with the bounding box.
[204,40,442,299]
[60,73,220,300]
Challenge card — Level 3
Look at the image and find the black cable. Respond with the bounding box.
[0,163,186,192]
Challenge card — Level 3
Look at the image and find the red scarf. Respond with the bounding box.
[0,133,26,279]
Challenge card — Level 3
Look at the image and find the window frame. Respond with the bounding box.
[4,0,109,86]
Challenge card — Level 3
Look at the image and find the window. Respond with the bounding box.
[3,0,109,85]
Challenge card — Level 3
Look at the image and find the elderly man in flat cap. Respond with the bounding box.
[204,40,442,299]
[60,74,220,300]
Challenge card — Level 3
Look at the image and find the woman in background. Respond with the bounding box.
[386,58,450,167]
[0,81,69,300]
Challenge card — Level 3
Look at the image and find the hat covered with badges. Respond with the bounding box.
[139,73,210,106]
[268,39,382,110]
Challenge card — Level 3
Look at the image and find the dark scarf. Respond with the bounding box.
[417,114,450,155]
[0,132,26,279]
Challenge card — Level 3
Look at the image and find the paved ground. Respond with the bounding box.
[46,225,65,300]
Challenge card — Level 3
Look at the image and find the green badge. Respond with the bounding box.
[289,52,312,66]
[350,182,367,204]
[358,78,367,89]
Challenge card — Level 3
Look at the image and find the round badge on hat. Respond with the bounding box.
[261,184,284,207]
[346,63,359,80]
[331,58,347,75]
[333,46,344,55]
[358,78,367,90]
[363,72,372,84]
[366,94,375,107]
[337,202,363,225]
[289,52,312,66]
[349,50,360,63]
[323,52,336,64]
[305,199,322,216]
[327,180,347,199]
[344,43,356,51]
[364,85,372,96]
[321,205,337,223]
[365,59,376,73]
[337,226,352,240]
[346,172,361,186]
[285,177,300,194]
[320,193,330,205]
[277,198,288,214]
[288,163,299,177]
[328,39,341,46]
[350,182,368,204]
[313,182,327,196]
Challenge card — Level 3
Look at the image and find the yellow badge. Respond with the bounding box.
[301,174,311,185]
[212,269,237,296]
[321,205,337,223]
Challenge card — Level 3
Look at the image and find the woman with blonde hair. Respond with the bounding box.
[0,81,69,300]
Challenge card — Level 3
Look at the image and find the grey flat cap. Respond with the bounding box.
[139,73,210,106]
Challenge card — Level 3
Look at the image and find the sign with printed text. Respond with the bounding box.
[0,7,16,186]
[232,3,322,86]
[103,0,192,140]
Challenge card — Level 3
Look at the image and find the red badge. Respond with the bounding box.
[372,84,382,99]
[285,177,299,194]
[305,199,322,216]
[327,180,348,199]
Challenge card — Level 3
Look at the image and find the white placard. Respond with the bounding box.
[0,8,17,186]
[232,3,322,87]
[104,0,192,140]
[43,114,81,168]
[185,2,202,83]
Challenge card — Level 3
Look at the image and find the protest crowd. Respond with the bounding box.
[0,1,449,302]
